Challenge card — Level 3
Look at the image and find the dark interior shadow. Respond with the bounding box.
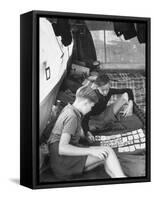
[10,178,20,185]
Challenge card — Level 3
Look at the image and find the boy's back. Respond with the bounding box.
[48,104,82,145]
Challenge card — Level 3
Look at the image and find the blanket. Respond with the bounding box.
[106,72,145,113]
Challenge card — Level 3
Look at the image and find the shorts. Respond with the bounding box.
[89,104,116,129]
[48,142,87,180]
[117,154,145,177]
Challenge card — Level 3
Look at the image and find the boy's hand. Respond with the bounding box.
[123,100,133,117]
[89,146,110,160]
[87,131,95,143]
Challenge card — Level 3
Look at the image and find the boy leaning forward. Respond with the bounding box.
[48,85,126,180]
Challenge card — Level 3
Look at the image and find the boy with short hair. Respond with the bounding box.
[48,85,126,180]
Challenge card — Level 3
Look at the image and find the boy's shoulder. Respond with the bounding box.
[61,104,79,119]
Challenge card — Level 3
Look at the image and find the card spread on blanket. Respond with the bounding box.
[95,129,145,153]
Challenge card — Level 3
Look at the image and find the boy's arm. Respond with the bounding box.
[59,114,109,158]
[59,133,90,156]
[110,88,134,101]
[59,133,109,159]
[59,115,91,156]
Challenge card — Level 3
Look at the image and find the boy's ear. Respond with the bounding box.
[83,99,90,105]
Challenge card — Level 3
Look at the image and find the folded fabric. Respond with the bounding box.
[114,22,137,40]
[52,19,72,46]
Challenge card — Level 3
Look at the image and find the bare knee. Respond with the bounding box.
[106,146,115,154]
[121,92,129,103]
[85,155,102,167]
[101,146,115,156]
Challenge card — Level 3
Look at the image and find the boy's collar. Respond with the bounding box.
[68,104,83,118]
[96,88,110,96]
[95,89,104,96]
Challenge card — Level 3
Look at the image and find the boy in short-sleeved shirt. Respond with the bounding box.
[48,85,126,180]
[48,104,87,179]
[48,104,82,145]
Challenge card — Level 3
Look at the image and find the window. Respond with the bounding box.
[91,30,145,65]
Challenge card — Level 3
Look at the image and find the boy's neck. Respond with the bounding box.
[72,101,84,115]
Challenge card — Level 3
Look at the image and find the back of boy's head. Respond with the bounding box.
[76,85,98,104]
[94,72,110,87]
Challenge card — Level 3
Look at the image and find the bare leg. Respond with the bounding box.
[113,92,129,115]
[104,147,126,178]
[84,157,104,171]
[84,146,126,178]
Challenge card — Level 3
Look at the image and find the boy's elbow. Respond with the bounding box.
[58,143,66,155]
